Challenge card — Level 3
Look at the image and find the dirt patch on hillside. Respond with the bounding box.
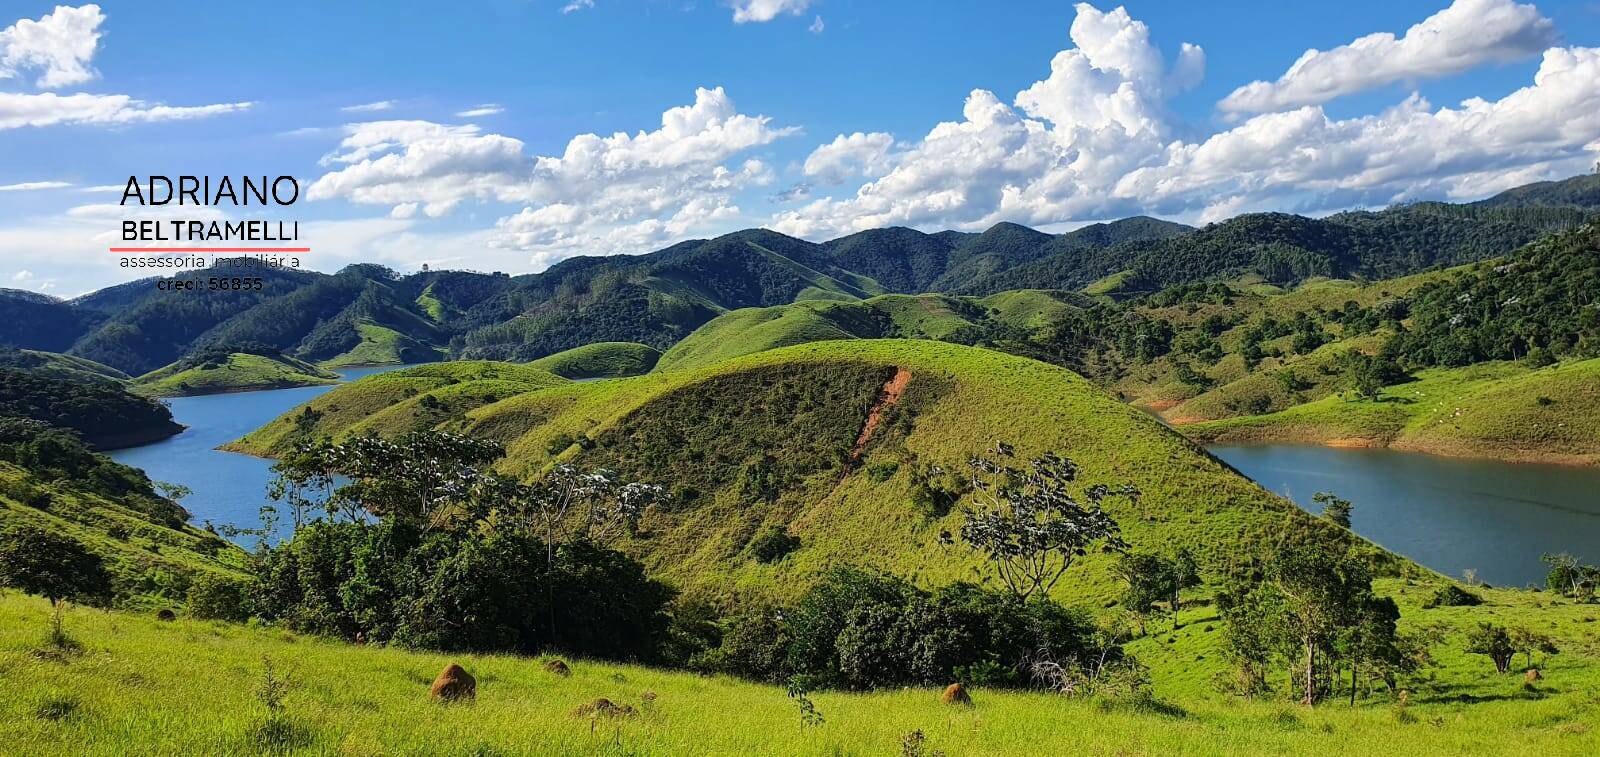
[850,368,912,461]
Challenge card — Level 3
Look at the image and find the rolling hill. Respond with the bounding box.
[654,290,1083,373]
[10,173,1594,381]
[131,348,340,397]
[231,340,1403,606]
[0,348,127,384]
[526,341,661,379]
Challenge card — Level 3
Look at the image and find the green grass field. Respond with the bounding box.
[3,581,1595,755]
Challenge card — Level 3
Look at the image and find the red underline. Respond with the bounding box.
[108,247,311,252]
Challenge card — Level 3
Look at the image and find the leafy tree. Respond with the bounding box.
[1314,492,1353,529]
[1541,552,1598,600]
[951,442,1132,600]
[1116,552,1175,634]
[1509,627,1558,670]
[1465,622,1515,674]
[256,431,672,659]
[1116,549,1198,633]
[1338,595,1409,704]
[1217,517,1384,706]
[0,523,111,606]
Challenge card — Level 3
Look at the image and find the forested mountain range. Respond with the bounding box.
[2,173,1596,373]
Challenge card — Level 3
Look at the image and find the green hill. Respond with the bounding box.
[0,369,182,450]
[233,340,1392,606]
[0,288,104,353]
[0,348,127,384]
[1185,358,1600,465]
[655,291,1081,373]
[960,203,1590,297]
[527,341,661,379]
[131,349,340,397]
[225,361,570,454]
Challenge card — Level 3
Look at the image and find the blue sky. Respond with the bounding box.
[3,0,1600,294]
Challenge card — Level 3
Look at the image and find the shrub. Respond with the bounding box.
[748,525,800,563]
[1423,584,1482,608]
[696,568,1099,691]
[187,573,252,622]
[0,522,112,605]
[1466,623,1515,674]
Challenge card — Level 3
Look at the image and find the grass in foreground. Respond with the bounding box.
[2,591,1596,755]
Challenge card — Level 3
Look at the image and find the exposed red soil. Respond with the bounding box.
[850,368,912,461]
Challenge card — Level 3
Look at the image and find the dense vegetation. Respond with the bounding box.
[0,289,103,353]
[961,203,1590,296]
[0,369,181,449]
[1391,223,1600,367]
[526,341,661,379]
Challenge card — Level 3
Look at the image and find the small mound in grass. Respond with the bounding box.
[941,683,971,706]
[574,698,636,718]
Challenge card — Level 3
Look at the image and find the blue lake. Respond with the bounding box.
[107,365,407,542]
[1210,444,1600,587]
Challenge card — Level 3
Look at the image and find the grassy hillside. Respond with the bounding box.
[226,361,570,454]
[1184,358,1600,465]
[132,351,339,397]
[233,340,1398,607]
[527,342,661,379]
[3,578,1596,755]
[0,348,127,384]
[655,292,1080,373]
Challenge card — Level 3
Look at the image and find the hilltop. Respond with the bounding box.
[527,341,661,379]
[131,346,340,397]
[0,369,181,450]
[654,290,1080,373]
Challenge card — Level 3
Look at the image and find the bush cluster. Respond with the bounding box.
[693,568,1101,690]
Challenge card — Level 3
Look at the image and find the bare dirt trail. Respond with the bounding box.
[849,367,912,462]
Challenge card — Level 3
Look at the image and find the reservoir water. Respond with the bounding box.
[106,365,406,542]
[1210,444,1600,587]
[107,373,1600,586]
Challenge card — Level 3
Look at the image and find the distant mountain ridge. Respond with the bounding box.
[3,173,1595,373]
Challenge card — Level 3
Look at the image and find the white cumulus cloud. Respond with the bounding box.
[308,87,796,264]
[773,2,1600,239]
[802,132,897,184]
[0,4,102,89]
[1220,0,1557,114]
[0,5,252,130]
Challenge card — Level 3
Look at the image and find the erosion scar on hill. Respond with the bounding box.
[851,367,912,462]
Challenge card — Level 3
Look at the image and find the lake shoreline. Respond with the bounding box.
[1188,423,1600,468]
